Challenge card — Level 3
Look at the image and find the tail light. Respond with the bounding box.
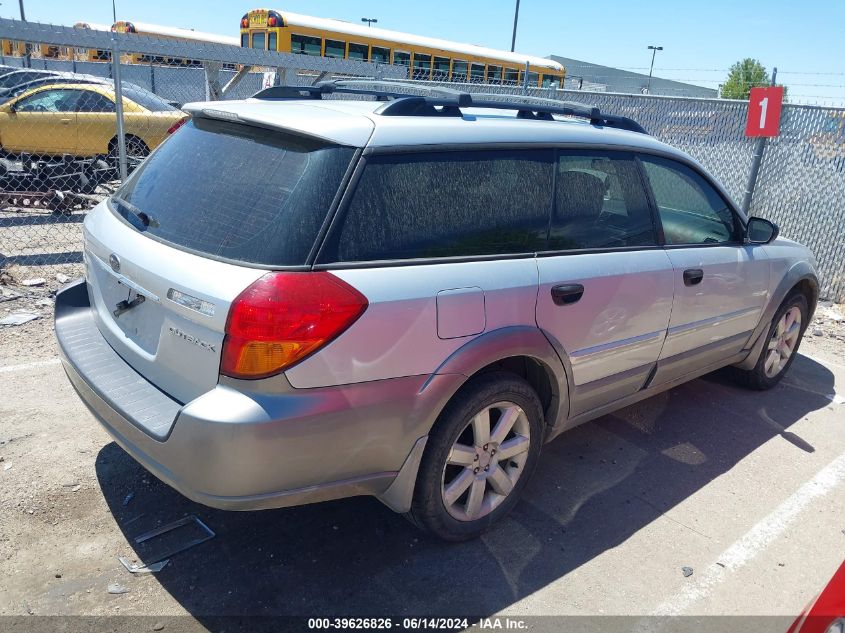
[221,272,368,379]
[166,117,189,135]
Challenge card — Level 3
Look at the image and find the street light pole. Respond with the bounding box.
[112,0,117,23]
[646,45,663,94]
[361,17,377,27]
[510,0,520,52]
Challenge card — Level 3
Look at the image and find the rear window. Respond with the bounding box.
[111,118,355,266]
[120,84,178,112]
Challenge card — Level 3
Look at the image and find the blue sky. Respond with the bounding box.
[5,0,845,104]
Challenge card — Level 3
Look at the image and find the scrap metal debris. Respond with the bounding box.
[20,278,46,287]
[118,515,215,575]
[682,566,694,577]
[118,556,170,575]
[0,312,40,326]
[107,583,130,594]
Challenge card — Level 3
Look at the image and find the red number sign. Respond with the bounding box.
[746,86,784,137]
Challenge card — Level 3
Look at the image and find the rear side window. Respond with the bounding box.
[112,118,355,266]
[327,150,553,262]
[549,151,656,250]
[120,85,177,112]
[641,155,739,245]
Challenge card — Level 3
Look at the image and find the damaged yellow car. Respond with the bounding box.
[0,82,187,158]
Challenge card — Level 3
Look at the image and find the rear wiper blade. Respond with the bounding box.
[112,196,159,229]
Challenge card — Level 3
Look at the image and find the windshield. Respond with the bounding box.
[111,118,355,266]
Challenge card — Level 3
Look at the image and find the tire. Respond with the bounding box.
[733,292,808,390]
[108,136,149,160]
[406,371,544,541]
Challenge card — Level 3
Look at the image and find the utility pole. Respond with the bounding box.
[510,0,520,52]
[18,0,30,68]
[646,45,662,94]
[112,0,117,23]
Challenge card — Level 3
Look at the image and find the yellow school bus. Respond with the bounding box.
[73,22,113,61]
[239,8,566,87]
[112,21,240,67]
[2,39,28,58]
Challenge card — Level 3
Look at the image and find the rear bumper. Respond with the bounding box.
[55,280,459,511]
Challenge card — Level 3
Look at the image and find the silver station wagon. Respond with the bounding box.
[56,82,818,540]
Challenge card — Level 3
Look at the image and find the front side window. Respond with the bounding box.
[325,39,346,58]
[15,88,79,113]
[291,34,321,56]
[640,155,739,245]
[549,151,656,250]
[240,33,248,48]
[328,150,553,263]
[267,32,277,51]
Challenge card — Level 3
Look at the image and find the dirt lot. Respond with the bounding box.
[1,276,844,630]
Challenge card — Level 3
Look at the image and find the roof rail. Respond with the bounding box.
[252,80,647,134]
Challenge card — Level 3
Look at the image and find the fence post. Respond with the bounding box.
[522,60,530,94]
[741,67,777,214]
[110,39,128,182]
[150,61,156,95]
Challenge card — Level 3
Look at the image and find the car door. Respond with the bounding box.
[3,88,79,155]
[639,154,770,384]
[536,150,674,418]
[74,88,116,155]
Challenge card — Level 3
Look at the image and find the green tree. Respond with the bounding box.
[721,58,787,100]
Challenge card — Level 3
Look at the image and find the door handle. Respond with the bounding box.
[551,283,585,306]
[683,268,704,286]
[60,118,71,124]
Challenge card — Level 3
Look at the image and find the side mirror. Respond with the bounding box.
[746,216,779,244]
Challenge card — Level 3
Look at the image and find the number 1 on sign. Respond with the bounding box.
[759,97,768,129]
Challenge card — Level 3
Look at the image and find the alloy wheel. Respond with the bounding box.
[764,306,802,378]
[441,401,531,521]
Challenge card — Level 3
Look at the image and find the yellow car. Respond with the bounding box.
[0,82,187,158]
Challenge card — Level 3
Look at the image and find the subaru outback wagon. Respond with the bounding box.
[56,82,818,541]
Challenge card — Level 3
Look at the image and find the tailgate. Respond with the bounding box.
[83,202,263,403]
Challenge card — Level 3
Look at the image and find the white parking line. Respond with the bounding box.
[0,358,61,374]
[650,450,845,617]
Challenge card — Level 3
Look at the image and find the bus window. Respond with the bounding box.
[371,46,390,63]
[325,39,346,58]
[268,32,277,51]
[433,57,450,79]
[348,42,368,60]
[504,67,519,84]
[393,50,410,66]
[469,63,485,82]
[241,33,248,48]
[251,32,266,50]
[487,65,502,83]
[413,53,432,78]
[291,34,321,55]
[527,71,539,86]
[452,60,468,81]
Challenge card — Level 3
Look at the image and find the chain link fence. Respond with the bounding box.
[1,19,844,301]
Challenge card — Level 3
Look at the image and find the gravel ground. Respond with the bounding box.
[1,274,844,628]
